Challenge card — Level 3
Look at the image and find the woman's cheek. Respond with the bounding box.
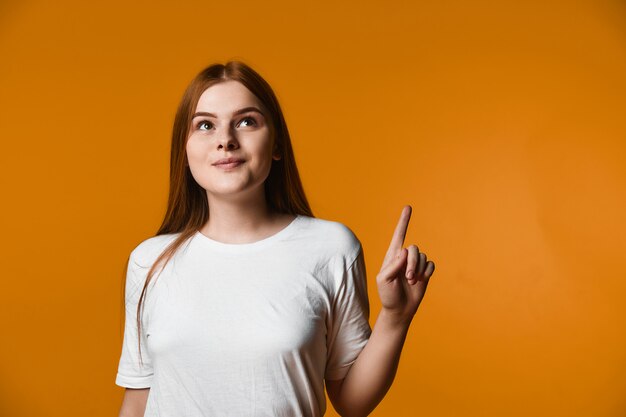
[185,140,205,180]
[186,138,204,164]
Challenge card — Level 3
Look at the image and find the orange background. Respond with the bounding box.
[1,0,625,416]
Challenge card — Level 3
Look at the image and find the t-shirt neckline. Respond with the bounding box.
[193,214,303,253]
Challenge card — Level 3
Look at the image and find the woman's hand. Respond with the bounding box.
[376,205,435,326]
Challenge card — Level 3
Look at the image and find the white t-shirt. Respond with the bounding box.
[115,214,372,417]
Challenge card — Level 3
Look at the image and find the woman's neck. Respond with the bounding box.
[201,192,292,244]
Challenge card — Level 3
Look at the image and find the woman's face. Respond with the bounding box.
[186,80,279,204]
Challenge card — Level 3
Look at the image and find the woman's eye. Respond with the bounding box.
[238,117,257,128]
[197,121,213,130]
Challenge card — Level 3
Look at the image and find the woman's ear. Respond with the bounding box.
[272,144,281,161]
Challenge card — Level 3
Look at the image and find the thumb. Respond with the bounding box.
[378,248,408,283]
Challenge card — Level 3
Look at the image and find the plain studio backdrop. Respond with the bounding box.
[0,0,625,416]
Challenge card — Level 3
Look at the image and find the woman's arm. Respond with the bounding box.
[326,310,410,417]
[328,206,435,416]
[118,388,150,417]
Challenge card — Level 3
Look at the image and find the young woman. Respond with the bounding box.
[115,61,435,417]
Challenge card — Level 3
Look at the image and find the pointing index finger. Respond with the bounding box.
[386,205,412,256]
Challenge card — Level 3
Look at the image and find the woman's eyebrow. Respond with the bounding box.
[192,106,264,119]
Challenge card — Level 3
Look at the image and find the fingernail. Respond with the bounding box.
[406,270,414,279]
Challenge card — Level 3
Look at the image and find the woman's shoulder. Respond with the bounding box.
[128,232,181,268]
[297,215,362,259]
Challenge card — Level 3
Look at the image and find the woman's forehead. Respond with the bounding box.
[195,80,264,114]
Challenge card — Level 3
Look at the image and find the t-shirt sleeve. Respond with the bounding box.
[325,244,373,381]
[115,253,154,388]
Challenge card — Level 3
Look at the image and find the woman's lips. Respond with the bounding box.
[214,161,244,169]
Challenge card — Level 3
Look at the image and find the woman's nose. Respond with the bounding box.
[216,126,239,151]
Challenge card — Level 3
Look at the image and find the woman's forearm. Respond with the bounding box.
[335,309,412,417]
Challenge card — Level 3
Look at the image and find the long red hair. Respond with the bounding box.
[132,61,314,365]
